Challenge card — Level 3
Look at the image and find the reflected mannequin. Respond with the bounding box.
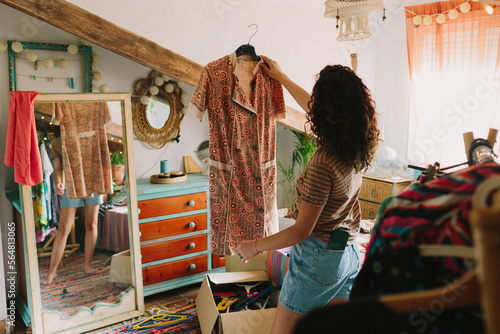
[43,137,103,285]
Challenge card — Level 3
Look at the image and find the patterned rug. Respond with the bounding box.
[103,302,201,334]
[39,253,126,316]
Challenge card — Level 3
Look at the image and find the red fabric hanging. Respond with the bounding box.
[4,91,42,186]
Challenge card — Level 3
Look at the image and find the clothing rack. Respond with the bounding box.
[379,175,500,334]
[471,176,500,334]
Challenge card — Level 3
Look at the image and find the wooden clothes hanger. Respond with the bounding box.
[235,24,261,61]
[379,176,500,334]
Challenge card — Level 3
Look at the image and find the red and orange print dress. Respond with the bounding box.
[53,102,113,199]
[189,53,286,255]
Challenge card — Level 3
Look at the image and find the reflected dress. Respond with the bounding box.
[52,102,113,199]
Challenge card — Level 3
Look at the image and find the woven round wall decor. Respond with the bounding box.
[132,70,185,149]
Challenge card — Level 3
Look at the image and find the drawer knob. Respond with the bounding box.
[189,243,196,249]
[138,232,142,237]
[137,208,141,214]
[189,264,196,270]
[371,189,378,198]
[188,222,196,228]
[369,211,376,219]
[188,200,195,206]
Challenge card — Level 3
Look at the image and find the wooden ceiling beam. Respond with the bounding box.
[0,0,203,86]
[1,0,307,132]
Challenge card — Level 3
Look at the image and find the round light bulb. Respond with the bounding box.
[448,9,459,19]
[58,59,69,68]
[181,92,190,103]
[42,58,54,69]
[154,77,165,86]
[413,15,423,25]
[161,74,170,81]
[0,40,8,52]
[80,39,91,46]
[99,84,110,93]
[92,71,102,81]
[436,14,446,24]
[149,86,159,95]
[12,41,24,53]
[92,54,102,64]
[67,44,78,55]
[26,51,38,62]
[485,4,494,14]
[140,95,150,105]
[423,15,433,25]
[165,83,174,93]
[177,81,185,89]
[460,2,471,13]
[182,106,189,115]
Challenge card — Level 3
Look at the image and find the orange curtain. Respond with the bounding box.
[405,0,500,79]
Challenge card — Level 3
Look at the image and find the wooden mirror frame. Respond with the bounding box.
[132,70,184,149]
[18,93,144,334]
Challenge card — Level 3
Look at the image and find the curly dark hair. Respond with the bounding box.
[307,65,381,173]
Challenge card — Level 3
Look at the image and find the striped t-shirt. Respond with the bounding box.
[289,146,362,244]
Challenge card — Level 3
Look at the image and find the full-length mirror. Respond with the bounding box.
[19,93,144,334]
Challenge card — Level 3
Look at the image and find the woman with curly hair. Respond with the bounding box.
[235,56,381,334]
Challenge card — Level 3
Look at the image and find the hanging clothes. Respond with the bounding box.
[34,141,59,243]
[352,162,500,297]
[47,140,61,227]
[4,91,42,186]
[52,102,113,199]
[189,52,286,255]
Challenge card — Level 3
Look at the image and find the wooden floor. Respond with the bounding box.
[14,283,202,334]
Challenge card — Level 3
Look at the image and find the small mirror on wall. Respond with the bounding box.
[8,40,93,93]
[132,70,184,149]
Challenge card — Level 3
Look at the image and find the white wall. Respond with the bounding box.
[0,0,414,322]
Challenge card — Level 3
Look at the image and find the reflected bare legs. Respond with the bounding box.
[84,203,99,275]
[43,203,100,285]
[44,207,78,285]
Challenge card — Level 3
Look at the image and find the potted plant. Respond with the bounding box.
[110,151,126,186]
[277,129,317,218]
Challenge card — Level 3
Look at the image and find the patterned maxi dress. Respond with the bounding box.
[189,52,286,255]
[52,102,113,199]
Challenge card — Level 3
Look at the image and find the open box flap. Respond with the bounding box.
[220,308,276,334]
[196,275,220,334]
[208,271,269,285]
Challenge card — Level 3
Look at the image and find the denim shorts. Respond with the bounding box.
[60,191,104,208]
[278,235,360,314]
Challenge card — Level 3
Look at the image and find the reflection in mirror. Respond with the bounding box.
[132,70,184,149]
[146,96,171,129]
[34,101,128,316]
[21,93,143,334]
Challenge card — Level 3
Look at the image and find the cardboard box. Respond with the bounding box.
[196,270,277,334]
[108,250,132,287]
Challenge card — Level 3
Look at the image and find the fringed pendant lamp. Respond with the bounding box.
[324,0,385,72]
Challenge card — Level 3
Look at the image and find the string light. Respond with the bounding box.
[135,73,189,106]
[406,0,489,27]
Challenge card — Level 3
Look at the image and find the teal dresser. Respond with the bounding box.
[136,173,225,296]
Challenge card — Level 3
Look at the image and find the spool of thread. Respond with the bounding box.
[160,160,170,174]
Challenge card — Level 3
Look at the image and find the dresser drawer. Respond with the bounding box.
[142,254,208,286]
[360,200,380,220]
[141,234,208,263]
[138,192,207,219]
[139,213,207,242]
[360,179,394,203]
